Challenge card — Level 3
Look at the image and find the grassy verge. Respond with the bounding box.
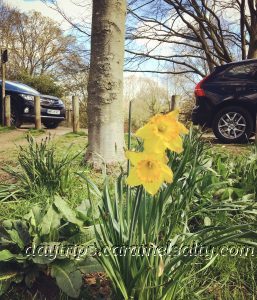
[0,131,256,299]
[0,126,16,133]
[0,132,99,219]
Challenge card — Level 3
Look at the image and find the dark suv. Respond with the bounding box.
[192,59,257,143]
[0,80,66,128]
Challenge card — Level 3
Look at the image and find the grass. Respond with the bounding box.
[0,129,256,299]
[0,126,16,133]
[64,131,87,137]
[213,142,254,156]
[0,131,103,219]
[27,128,46,136]
[0,131,254,220]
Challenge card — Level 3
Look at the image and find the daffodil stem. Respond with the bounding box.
[126,100,133,223]
[127,99,132,174]
[128,186,143,244]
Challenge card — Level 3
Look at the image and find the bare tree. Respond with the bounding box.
[85,0,127,167]
[0,1,17,49]
[126,0,257,76]
[39,0,257,78]
[0,3,81,78]
[10,11,75,76]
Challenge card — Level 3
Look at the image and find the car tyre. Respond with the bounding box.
[43,121,60,129]
[10,109,22,128]
[212,106,253,143]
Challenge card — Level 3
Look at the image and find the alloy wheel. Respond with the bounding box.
[218,112,246,139]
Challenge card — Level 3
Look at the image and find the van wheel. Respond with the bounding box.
[212,106,253,143]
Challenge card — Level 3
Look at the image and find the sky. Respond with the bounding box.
[4,0,92,31]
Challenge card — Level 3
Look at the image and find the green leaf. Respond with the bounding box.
[76,199,93,222]
[40,205,61,236]
[77,257,104,273]
[5,229,24,249]
[54,196,83,227]
[0,280,11,296]
[0,250,15,261]
[51,261,82,298]
[25,205,42,227]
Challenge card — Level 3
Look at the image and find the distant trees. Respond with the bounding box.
[124,76,169,128]
[9,11,75,76]
[0,1,87,97]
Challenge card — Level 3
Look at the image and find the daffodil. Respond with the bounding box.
[136,110,188,154]
[126,151,173,195]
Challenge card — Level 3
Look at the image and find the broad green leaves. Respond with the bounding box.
[54,196,83,227]
[51,261,82,298]
[0,250,15,261]
[0,195,95,298]
[40,205,61,236]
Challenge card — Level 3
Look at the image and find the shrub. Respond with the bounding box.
[16,71,64,98]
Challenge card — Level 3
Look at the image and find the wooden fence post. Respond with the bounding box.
[72,96,79,133]
[67,107,72,127]
[170,95,180,111]
[34,96,41,129]
[4,95,11,127]
[1,49,6,126]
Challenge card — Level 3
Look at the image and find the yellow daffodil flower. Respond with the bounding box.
[126,151,173,195]
[136,110,188,154]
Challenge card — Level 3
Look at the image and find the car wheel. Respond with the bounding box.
[212,106,253,143]
[43,121,60,129]
[10,110,22,128]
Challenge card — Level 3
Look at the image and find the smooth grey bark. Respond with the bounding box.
[86,0,126,167]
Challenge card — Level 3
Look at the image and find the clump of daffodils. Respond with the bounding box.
[126,110,188,195]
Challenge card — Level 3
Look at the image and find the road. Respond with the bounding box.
[0,125,72,151]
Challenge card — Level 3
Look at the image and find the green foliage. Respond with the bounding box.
[2,135,80,199]
[16,71,64,98]
[124,77,170,130]
[84,129,257,299]
[0,126,16,133]
[211,147,257,196]
[64,131,87,138]
[1,124,257,299]
[0,196,95,298]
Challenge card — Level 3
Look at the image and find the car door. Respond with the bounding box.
[243,70,257,109]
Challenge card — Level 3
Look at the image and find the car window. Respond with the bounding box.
[224,63,257,80]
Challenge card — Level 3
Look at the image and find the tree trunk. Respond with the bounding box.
[247,0,257,58]
[86,0,127,168]
[240,0,246,60]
